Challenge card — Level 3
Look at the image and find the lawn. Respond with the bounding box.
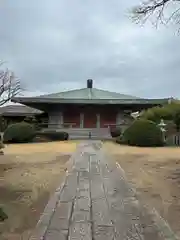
[0,141,77,240]
[104,142,180,237]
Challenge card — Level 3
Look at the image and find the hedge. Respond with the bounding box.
[117,119,164,147]
[36,131,69,141]
[4,122,35,143]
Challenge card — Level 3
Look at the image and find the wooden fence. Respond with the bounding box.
[173,135,180,146]
[166,134,180,146]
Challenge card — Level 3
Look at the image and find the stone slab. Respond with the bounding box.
[69,222,92,240]
[44,229,67,240]
[54,202,73,219]
[93,226,114,240]
[74,197,91,211]
[92,198,112,226]
[60,185,77,202]
[90,179,105,200]
[48,202,73,231]
[72,210,91,222]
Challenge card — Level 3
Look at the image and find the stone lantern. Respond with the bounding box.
[158,119,167,141]
[131,111,140,119]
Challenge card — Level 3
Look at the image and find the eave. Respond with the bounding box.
[0,112,42,117]
[11,97,170,105]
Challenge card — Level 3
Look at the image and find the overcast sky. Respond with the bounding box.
[0,0,179,98]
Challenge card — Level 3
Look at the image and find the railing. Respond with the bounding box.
[38,122,77,129]
[37,122,131,130]
[173,135,180,146]
[104,123,130,133]
[166,134,180,146]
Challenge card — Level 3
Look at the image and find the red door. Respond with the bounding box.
[83,107,97,128]
[63,109,80,128]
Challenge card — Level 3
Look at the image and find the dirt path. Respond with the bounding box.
[104,141,180,237]
[0,141,77,240]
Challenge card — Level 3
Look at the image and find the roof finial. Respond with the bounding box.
[87,79,93,88]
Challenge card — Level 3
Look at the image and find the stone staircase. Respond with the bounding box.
[63,128,112,140]
[42,128,112,140]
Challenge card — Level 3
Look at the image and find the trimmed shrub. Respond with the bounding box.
[141,101,180,131]
[24,116,40,130]
[141,106,172,123]
[118,119,164,147]
[36,131,69,141]
[4,122,35,143]
[110,127,121,138]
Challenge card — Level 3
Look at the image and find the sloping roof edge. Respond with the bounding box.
[11,97,171,105]
[0,104,43,116]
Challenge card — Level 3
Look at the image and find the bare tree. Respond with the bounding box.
[131,0,180,28]
[0,62,21,106]
[0,63,21,154]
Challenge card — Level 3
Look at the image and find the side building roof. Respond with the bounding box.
[0,104,43,116]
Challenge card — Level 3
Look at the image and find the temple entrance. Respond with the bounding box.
[83,107,98,128]
[83,113,97,128]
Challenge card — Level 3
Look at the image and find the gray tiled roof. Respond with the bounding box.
[0,104,43,116]
[11,86,172,105]
[36,87,142,100]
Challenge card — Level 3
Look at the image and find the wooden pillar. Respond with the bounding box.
[80,113,84,128]
[59,112,64,126]
[116,111,122,125]
[96,113,100,128]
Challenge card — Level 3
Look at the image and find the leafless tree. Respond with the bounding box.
[0,62,21,106]
[131,0,180,28]
[0,62,21,152]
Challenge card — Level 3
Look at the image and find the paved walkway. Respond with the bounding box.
[29,141,176,240]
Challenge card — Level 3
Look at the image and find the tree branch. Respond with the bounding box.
[131,0,180,27]
[0,63,21,106]
[133,0,170,15]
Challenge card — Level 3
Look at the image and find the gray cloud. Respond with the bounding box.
[0,0,180,99]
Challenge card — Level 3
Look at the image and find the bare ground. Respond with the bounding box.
[0,141,77,240]
[104,142,180,237]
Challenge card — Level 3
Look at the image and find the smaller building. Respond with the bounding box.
[0,105,45,128]
[0,105,42,117]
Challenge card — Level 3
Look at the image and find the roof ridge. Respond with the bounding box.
[88,88,92,99]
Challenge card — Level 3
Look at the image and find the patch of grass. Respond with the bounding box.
[0,141,77,238]
[3,141,78,156]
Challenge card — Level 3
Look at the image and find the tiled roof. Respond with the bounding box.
[11,80,172,105]
[0,104,43,116]
[36,87,141,100]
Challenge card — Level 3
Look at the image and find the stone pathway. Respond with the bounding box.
[29,141,177,240]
